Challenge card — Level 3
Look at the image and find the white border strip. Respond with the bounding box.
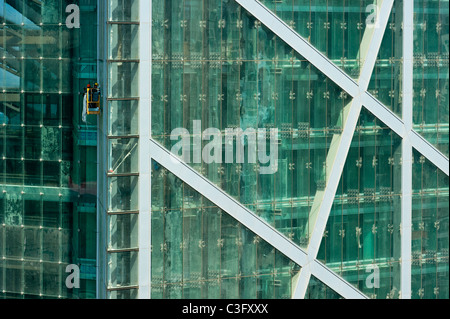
[138,0,152,299]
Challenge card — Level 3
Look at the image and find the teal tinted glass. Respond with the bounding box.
[368,1,403,117]
[317,107,402,299]
[151,160,301,299]
[411,148,449,299]
[259,0,377,78]
[0,0,98,298]
[413,0,449,157]
[305,275,342,299]
[152,0,351,249]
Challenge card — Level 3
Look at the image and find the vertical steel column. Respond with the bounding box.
[138,0,152,299]
[401,0,414,299]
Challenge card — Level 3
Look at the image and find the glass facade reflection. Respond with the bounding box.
[413,0,449,157]
[142,0,448,299]
[2,0,447,300]
[151,0,351,250]
[0,0,97,298]
[96,0,450,299]
[259,0,374,78]
[411,148,449,299]
[317,107,403,299]
[151,160,301,299]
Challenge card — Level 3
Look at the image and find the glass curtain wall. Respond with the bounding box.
[410,0,449,299]
[148,0,449,299]
[317,107,403,299]
[413,0,449,157]
[259,0,375,78]
[151,160,300,299]
[411,149,449,299]
[152,0,351,251]
[0,0,97,299]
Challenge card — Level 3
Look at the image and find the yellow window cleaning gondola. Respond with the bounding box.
[86,83,101,115]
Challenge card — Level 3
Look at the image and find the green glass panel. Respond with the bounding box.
[368,1,403,117]
[108,213,139,250]
[108,138,139,174]
[107,288,139,299]
[0,1,98,298]
[317,107,402,299]
[412,0,449,157]
[151,0,351,249]
[259,0,375,78]
[305,275,342,299]
[108,0,139,22]
[411,148,449,299]
[107,251,138,288]
[151,160,300,299]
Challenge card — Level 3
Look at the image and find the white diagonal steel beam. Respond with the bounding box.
[236,0,449,176]
[310,260,366,299]
[149,138,368,299]
[292,95,363,299]
[148,138,309,267]
[362,91,406,138]
[291,0,393,299]
[409,130,449,176]
[235,0,360,98]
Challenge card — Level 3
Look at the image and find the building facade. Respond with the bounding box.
[0,0,448,300]
[0,0,97,298]
[97,0,449,299]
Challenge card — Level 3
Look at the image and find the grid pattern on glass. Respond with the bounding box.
[258,0,376,78]
[0,0,98,298]
[317,107,403,299]
[106,0,140,211]
[152,0,351,249]
[413,0,449,157]
[411,148,449,299]
[151,160,301,299]
[368,0,403,117]
[0,195,74,298]
[105,0,140,299]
